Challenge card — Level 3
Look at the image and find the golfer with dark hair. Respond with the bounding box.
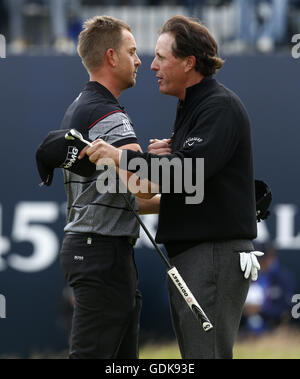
[81,15,262,359]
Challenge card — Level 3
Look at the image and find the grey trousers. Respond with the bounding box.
[168,240,253,359]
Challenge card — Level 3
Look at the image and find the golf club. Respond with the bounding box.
[65,129,214,332]
[65,129,94,147]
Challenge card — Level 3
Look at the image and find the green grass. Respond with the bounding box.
[140,342,181,359]
[234,328,300,359]
[140,328,300,359]
[2,327,299,359]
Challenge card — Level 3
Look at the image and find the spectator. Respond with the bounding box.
[6,0,82,54]
[241,241,295,337]
[234,0,290,53]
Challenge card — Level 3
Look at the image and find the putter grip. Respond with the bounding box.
[167,267,213,332]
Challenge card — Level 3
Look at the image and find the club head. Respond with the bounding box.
[65,129,83,141]
[65,129,93,147]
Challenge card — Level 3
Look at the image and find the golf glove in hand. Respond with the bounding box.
[240,251,264,281]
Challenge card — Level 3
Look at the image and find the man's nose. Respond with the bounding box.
[151,58,158,71]
[136,55,142,67]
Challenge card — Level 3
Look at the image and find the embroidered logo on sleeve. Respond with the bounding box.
[183,137,204,148]
[122,119,133,133]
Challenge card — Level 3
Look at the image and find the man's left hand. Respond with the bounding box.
[148,138,172,155]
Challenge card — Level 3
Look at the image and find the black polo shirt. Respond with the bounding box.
[124,77,257,257]
[60,81,140,238]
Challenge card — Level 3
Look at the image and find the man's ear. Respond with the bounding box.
[184,55,196,72]
[106,48,117,68]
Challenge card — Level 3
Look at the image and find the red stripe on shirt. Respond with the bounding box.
[88,110,124,129]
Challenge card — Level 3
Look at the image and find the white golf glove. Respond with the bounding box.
[240,251,264,281]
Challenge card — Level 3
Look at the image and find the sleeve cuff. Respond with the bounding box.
[112,137,138,148]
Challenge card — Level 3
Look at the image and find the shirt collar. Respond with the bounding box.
[84,81,119,103]
[180,76,215,106]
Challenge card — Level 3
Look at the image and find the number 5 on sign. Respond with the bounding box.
[8,202,59,272]
[0,202,60,273]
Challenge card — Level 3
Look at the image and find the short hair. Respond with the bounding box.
[159,15,224,77]
[77,16,131,74]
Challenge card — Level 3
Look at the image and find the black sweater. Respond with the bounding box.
[124,77,257,257]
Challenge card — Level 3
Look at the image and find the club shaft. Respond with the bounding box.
[83,140,93,147]
[121,194,172,269]
[121,194,213,332]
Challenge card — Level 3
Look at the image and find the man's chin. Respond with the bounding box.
[125,80,135,90]
[159,87,178,98]
[159,86,168,95]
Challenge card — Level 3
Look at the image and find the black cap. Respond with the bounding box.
[36,129,96,186]
[255,180,272,222]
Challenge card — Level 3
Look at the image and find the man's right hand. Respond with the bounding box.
[148,138,172,155]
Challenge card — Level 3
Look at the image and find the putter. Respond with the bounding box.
[65,129,93,147]
[65,129,213,332]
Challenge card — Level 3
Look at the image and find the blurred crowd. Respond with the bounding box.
[0,0,299,54]
[0,0,83,53]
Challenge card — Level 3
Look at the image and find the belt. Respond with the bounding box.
[65,232,137,247]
